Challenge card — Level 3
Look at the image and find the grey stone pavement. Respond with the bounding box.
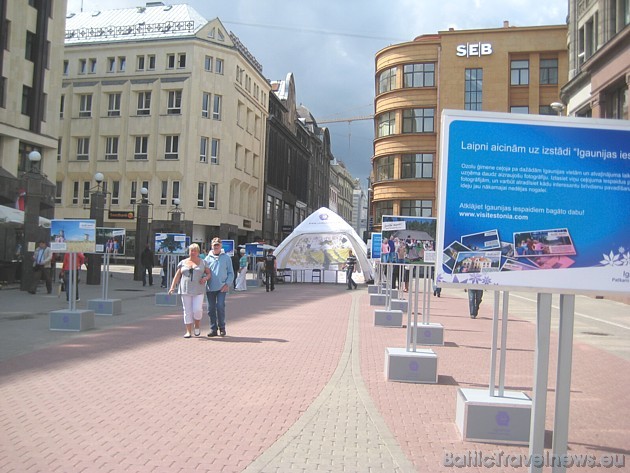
[0,265,628,472]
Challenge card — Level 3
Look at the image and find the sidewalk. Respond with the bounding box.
[0,268,628,472]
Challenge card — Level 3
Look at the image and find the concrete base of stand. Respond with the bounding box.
[389,289,399,299]
[408,322,444,345]
[88,298,122,316]
[155,292,178,306]
[455,388,531,445]
[370,294,387,306]
[374,309,403,327]
[49,309,95,332]
[385,347,437,383]
[368,284,380,294]
[390,299,408,312]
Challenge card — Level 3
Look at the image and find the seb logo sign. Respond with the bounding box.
[456,42,493,57]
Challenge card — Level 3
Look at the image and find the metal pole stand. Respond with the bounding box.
[87,251,122,315]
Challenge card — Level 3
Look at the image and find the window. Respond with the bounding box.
[77,138,90,160]
[208,183,217,209]
[118,56,126,72]
[25,31,35,61]
[72,182,79,205]
[376,112,395,137]
[401,153,433,179]
[167,90,182,114]
[465,68,483,111]
[177,53,186,68]
[165,135,179,160]
[57,138,62,161]
[137,91,151,115]
[111,181,120,205]
[148,55,155,70]
[79,94,92,117]
[63,60,69,75]
[540,59,558,85]
[137,55,145,71]
[130,181,137,205]
[55,181,62,205]
[402,108,434,133]
[510,60,529,86]
[166,54,175,69]
[235,144,242,169]
[197,182,206,207]
[1,19,10,52]
[59,95,64,118]
[204,55,213,72]
[375,156,394,181]
[107,93,121,117]
[403,63,435,88]
[202,92,210,118]
[105,137,119,160]
[0,77,4,109]
[172,181,180,204]
[107,57,115,73]
[160,181,168,205]
[134,136,148,160]
[211,138,220,164]
[212,95,222,120]
[79,59,87,74]
[378,67,396,94]
[603,82,628,119]
[510,106,529,114]
[89,58,96,73]
[400,200,433,217]
[374,201,393,225]
[539,105,555,116]
[83,182,90,205]
[215,58,224,74]
[200,137,208,163]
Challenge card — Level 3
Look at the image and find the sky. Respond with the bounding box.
[66,0,568,188]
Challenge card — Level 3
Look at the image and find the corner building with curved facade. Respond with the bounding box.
[372,23,568,230]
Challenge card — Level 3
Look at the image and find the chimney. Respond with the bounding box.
[503,20,510,28]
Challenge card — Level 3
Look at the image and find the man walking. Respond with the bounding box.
[263,249,276,292]
[204,238,234,337]
[30,240,53,294]
[343,249,358,290]
[141,244,154,286]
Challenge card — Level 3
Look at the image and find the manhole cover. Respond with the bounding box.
[581,331,610,336]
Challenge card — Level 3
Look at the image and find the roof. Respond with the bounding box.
[65,3,208,44]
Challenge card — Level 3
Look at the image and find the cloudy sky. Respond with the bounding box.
[66,0,568,186]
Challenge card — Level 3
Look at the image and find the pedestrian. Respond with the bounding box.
[235,248,248,291]
[60,252,85,302]
[30,240,53,294]
[231,251,240,289]
[168,243,212,338]
[263,249,276,292]
[140,244,154,286]
[468,288,483,318]
[204,237,234,337]
[343,249,358,290]
[159,254,167,288]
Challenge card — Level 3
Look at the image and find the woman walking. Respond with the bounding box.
[235,248,248,291]
[169,243,212,338]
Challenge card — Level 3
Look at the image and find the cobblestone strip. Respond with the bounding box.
[243,292,416,473]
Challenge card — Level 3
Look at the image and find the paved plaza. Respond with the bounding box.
[0,267,628,472]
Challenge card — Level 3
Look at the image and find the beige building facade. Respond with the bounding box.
[372,23,568,230]
[59,3,270,250]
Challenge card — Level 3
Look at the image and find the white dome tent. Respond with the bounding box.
[274,207,374,283]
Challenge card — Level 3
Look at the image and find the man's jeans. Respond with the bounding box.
[206,290,227,332]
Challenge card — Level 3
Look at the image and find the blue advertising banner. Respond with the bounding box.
[371,233,382,260]
[155,233,187,255]
[436,110,630,295]
[222,240,235,257]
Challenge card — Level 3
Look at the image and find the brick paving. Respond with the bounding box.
[0,271,628,472]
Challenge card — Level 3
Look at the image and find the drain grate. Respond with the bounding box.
[581,331,610,336]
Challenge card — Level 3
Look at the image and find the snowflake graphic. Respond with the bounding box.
[600,251,623,267]
[621,252,630,266]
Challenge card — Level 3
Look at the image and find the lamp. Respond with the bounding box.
[550,102,565,116]
[140,186,148,202]
[168,197,184,223]
[28,150,42,172]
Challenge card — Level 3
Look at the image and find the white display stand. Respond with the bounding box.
[408,322,444,345]
[384,347,437,383]
[49,309,95,331]
[456,388,531,445]
[88,299,122,316]
[390,299,408,312]
[367,284,380,294]
[374,309,403,327]
[369,294,386,306]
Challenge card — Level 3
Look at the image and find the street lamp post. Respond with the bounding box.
[168,198,183,225]
[133,187,150,281]
[20,150,43,292]
[86,172,105,285]
[550,101,565,116]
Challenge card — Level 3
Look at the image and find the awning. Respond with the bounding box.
[0,205,51,228]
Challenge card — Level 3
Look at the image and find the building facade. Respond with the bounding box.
[329,159,355,224]
[372,23,568,230]
[562,0,629,118]
[0,0,66,261]
[59,3,270,253]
